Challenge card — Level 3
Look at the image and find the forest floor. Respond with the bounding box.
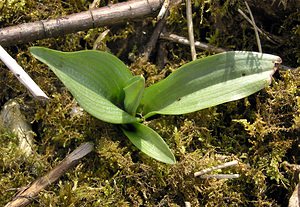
[0,0,300,206]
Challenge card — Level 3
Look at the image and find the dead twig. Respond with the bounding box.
[141,11,169,61]
[199,174,240,179]
[0,0,163,46]
[185,0,196,60]
[160,33,226,53]
[157,0,170,20]
[0,45,49,100]
[4,142,94,207]
[156,40,168,69]
[194,160,239,177]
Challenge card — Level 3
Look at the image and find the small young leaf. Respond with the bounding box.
[123,76,145,115]
[121,123,176,164]
[141,51,281,118]
[30,47,138,124]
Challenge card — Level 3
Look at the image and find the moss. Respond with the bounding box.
[0,0,300,206]
[0,0,26,23]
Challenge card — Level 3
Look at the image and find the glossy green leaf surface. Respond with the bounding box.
[30,47,138,124]
[123,76,145,116]
[141,51,281,118]
[121,123,176,164]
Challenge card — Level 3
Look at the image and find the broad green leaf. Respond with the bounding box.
[121,123,176,164]
[30,47,138,124]
[123,76,145,115]
[141,51,281,118]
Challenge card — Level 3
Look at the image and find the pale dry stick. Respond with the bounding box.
[160,33,226,53]
[157,0,170,20]
[5,142,94,207]
[244,1,262,53]
[185,201,191,207]
[0,0,164,46]
[194,160,238,177]
[200,174,240,179]
[0,45,49,100]
[186,0,197,60]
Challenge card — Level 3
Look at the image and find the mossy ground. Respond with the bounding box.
[0,0,299,206]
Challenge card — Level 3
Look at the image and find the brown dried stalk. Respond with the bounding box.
[5,142,94,207]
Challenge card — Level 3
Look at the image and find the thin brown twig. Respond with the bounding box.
[186,0,197,60]
[141,11,169,61]
[244,1,262,53]
[5,142,94,207]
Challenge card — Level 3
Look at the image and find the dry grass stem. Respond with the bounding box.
[194,160,239,177]
[243,1,262,53]
[186,0,197,60]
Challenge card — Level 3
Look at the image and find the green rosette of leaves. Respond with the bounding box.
[30,47,281,164]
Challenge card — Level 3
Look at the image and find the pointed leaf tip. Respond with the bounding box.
[141,51,281,118]
[30,47,138,124]
[121,123,176,164]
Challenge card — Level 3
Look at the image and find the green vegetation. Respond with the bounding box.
[0,0,299,206]
[30,47,280,164]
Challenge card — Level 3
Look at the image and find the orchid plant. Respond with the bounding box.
[30,47,281,164]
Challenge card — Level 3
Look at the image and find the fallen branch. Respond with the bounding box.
[0,45,49,100]
[0,0,163,46]
[5,142,94,207]
[160,33,226,53]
